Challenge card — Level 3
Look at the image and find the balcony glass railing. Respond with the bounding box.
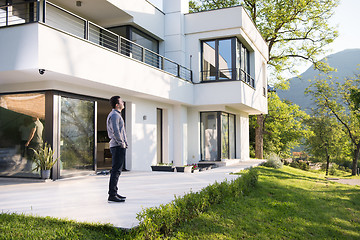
[0,0,193,82]
[201,68,255,88]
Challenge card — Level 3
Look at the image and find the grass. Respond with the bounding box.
[309,168,360,179]
[1,166,359,239]
[172,166,360,239]
[0,213,128,240]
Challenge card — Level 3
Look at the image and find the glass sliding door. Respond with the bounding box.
[60,96,95,177]
[200,112,218,161]
[200,112,236,161]
[0,93,45,178]
[229,114,236,159]
[221,113,229,159]
[157,108,163,164]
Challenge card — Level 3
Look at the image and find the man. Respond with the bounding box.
[106,96,128,202]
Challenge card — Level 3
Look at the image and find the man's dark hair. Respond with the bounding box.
[109,96,120,109]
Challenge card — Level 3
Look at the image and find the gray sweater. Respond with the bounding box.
[107,109,128,148]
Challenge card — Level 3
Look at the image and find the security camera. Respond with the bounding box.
[39,69,45,75]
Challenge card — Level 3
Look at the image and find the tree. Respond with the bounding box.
[306,74,360,175]
[250,92,309,159]
[305,112,350,175]
[190,0,339,158]
[190,0,338,83]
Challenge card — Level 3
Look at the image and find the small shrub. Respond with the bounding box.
[136,168,258,239]
[290,160,309,171]
[263,153,283,169]
[329,163,338,175]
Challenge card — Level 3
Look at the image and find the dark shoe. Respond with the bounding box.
[108,195,125,202]
[117,194,126,200]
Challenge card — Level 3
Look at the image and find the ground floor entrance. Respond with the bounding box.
[0,91,246,180]
[0,91,115,179]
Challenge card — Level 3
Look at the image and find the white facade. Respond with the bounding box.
[0,0,268,178]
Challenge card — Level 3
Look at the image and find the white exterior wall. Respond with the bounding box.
[0,2,269,172]
[184,6,268,115]
[163,0,188,65]
[237,112,250,160]
[187,108,200,165]
[105,0,165,39]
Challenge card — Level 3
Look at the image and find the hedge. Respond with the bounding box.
[134,168,258,239]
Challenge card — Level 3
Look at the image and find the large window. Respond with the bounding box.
[200,112,236,161]
[202,38,252,86]
[59,96,95,177]
[0,93,45,178]
[108,25,160,67]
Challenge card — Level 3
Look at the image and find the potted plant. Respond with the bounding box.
[175,165,193,173]
[191,164,200,173]
[151,163,175,172]
[31,143,59,179]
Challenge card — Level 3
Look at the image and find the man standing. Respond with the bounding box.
[106,96,128,202]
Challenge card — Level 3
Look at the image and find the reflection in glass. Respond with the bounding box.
[229,114,235,159]
[0,93,45,177]
[218,39,232,80]
[202,40,216,81]
[201,112,236,161]
[221,113,229,159]
[201,112,218,161]
[60,97,94,177]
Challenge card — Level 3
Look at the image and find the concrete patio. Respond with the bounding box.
[0,159,264,229]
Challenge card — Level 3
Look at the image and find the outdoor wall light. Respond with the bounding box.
[143,115,147,120]
[39,69,45,75]
[76,1,82,7]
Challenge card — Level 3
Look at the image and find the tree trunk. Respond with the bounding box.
[351,144,360,175]
[255,114,264,159]
[326,155,329,176]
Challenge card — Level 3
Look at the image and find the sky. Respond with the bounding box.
[327,0,360,54]
[292,0,360,75]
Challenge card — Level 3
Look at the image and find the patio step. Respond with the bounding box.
[198,159,241,169]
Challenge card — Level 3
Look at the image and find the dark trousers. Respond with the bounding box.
[108,146,126,196]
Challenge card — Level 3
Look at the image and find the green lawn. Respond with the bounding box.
[1,166,359,239]
[172,166,360,239]
[0,213,128,240]
[309,168,360,179]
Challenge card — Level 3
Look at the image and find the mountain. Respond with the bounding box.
[277,49,360,112]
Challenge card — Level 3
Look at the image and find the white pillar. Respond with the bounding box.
[173,104,187,166]
[237,112,250,161]
[163,0,188,66]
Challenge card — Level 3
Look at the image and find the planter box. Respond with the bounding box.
[151,166,175,172]
[175,166,192,173]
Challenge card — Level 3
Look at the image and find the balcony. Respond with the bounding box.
[0,0,192,82]
[201,68,255,88]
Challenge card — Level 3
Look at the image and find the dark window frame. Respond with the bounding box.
[200,111,236,161]
[107,25,159,54]
[201,37,251,83]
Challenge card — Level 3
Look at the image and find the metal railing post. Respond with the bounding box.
[177,65,180,78]
[142,47,145,62]
[36,0,40,22]
[84,21,88,40]
[117,35,120,53]
[5,5,8,26]
[43,0,46,23]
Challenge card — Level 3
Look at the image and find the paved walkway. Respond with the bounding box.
[0,160,264,229]
[328,178,360,186]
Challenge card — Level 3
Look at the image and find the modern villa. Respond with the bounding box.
[0,0,268,180]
